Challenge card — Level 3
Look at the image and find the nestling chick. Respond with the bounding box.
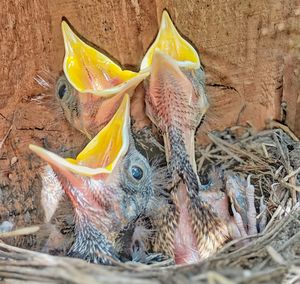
[142,11,229,264]
[56,21,148,139]
[30,95,155,264]
[199,169,262,245]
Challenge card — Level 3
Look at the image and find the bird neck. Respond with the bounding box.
[166,125,201,193]
[68,219,119,264]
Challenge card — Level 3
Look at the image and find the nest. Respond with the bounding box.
[1,122,300,284]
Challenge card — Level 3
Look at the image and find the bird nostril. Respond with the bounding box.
[58,84,67,99]
[131,166,143,180]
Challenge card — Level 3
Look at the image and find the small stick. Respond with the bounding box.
[268,120,299,141]
[266,245,286,265]
[289,175,298,205]
[272,133,290,172]
[0,125,13,151]
[280,181,300,192]
[208,133,245,164]
[209,133,266,165]
[197,143,212,171]
[283,166,300,182]
[207,271,237,284]
[0,111,16,153]
[261,143,269,158]
[0,226,40,238]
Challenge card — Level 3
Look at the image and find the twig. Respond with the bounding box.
[0,111,16,154]
[0,124,13,151]
[207,271,237,284]
[266,246,286,265]
[280,181,300,192]
[197,144,212,171]
[0,226,40,239]
[208,133,245,164]
[208,133,267,165]
[268,121,299,142]
[283,166,300,182]
[273,133,290,172]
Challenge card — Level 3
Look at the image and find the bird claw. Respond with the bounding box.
[225,173,260,242]
[131,250,171,265]
[130,237,171,264]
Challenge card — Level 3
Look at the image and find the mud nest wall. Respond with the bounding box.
[1,0,300,243]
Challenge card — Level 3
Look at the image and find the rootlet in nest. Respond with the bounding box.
[1,9,299,283]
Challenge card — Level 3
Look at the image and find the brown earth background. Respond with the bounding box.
[1,0,300,244]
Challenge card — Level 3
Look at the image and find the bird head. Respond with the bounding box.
[56,21,148,139]
[30,94,154,263]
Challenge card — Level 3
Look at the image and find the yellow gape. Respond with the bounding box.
[29,94,130,176]
[62,22,148,97]
[141,10,200,70]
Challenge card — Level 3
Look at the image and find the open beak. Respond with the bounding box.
[62,21,148,97]
[30,94,130,177]
[141,10,200,70]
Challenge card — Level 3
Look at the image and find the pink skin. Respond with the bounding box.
[174,183,200,264]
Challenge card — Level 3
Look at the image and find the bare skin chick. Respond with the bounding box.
[49,80,166,263]
[30,95,156,264]
[56,21,148,139]
[142,11,229,264]
[39,20,150,249]
[40,22,165,262]
[200,170,263,244]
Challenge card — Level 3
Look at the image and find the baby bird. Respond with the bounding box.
[141,11,208,179]
[142,11,229,264]
[57,21,148,139]
[30,95,155,264]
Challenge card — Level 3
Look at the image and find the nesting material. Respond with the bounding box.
[0,124,299,283]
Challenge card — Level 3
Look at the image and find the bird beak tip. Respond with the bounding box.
[160,10,174,31]
[141,10,200,70]
[29,143,38,153]
[29,144,71,177]
[61,21,77,51]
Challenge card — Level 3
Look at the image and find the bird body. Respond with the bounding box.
[142,12,229,264]
[30,95,156,264]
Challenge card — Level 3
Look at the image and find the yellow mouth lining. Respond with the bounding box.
[141,10,200,70]
[29,94,130,176]
[62,21,148,97]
